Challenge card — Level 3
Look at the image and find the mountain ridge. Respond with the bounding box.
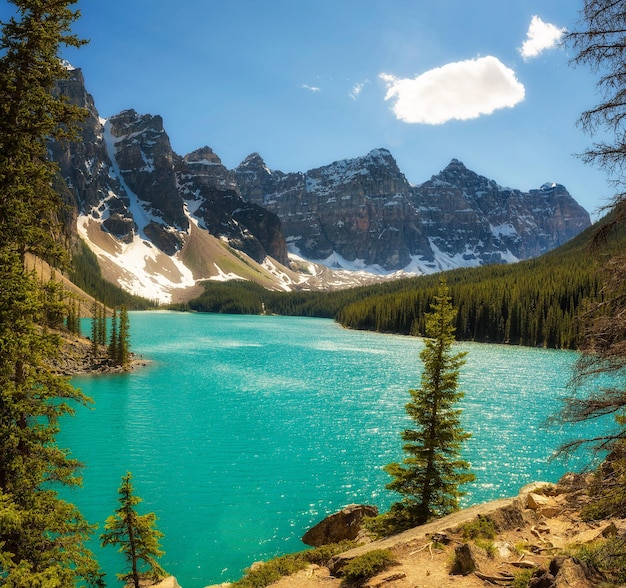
[235,149,590,273]
[51,68,591,303]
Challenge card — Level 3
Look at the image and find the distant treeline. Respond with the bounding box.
[336,262,600,348]
[174,219,620,350]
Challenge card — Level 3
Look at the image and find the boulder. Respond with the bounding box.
[570,522,618,545]
[301,504,378,547]
[527,557,604,588]
[551,556,603,588]
[526,492,561,518]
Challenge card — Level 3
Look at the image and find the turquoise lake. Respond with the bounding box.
[59,311,607,588]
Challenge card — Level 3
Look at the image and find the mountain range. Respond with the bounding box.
[50,67,591,303]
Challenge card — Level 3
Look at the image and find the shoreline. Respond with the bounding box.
[54,330,150,376]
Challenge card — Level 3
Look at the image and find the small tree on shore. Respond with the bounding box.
[108,306,118,362]
[116,304,131,367]
[101,472,166,588]
[382,279,474,531]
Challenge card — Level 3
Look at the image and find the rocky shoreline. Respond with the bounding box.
[222,472,624,588]
[53,331,149,376]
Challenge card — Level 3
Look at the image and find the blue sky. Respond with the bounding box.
[3,1,614,217]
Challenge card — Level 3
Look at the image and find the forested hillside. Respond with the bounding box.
[178,216,621,350]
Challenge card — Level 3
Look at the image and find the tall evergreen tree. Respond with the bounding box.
[116,304,131,367]
[0,1,101,585]
[97,302,106,346]
[108,306,118,362]
[101,472,167,588]
[384,279,474,528]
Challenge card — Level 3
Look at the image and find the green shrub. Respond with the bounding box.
[231,540,361,588]
[362,503,418,539]
[474,538,495,558]
[341,550,396,586]
[303,541,360,566]
[573,538,626,584]
[231,555,307,588]
[512,568,534,588]
[514,541,532,555]
[460,516,496,540]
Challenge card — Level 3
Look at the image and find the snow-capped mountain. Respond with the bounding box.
[235,152,591,274]
[51,69,298,303]
[50,68,591,303]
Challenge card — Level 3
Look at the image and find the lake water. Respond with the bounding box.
[59,311,607,588]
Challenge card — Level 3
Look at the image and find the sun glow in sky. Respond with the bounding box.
[0,0,611,217]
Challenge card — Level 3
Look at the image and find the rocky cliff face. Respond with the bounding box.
[51,67,591,301]
[178,147,288,264]
[51,68,289,302]
[235,152,591,272]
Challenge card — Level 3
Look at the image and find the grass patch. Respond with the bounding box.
[340,550,396,586]
[474,538,496,558]
[460,516,496,540]
[231,541,360,588]
[571,538,626,586]
[512,568,535,588]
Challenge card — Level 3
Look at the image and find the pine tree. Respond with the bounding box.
[116,304,131,367]
[97,302,106,346]
[101,472,167,588]
[108,306,118,362]
[90,299,100,359]
[0,1,102,585]
[384,279,475,529]
[70,297,81,336]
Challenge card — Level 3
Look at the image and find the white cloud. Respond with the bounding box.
[302,84,321,93]
[349,80,369,100]
[519,15,566,60]
[380,56,525,125]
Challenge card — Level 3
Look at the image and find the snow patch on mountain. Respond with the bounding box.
[102,120,170,235]
[77,216,195,303]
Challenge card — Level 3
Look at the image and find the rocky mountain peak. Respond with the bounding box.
[50,67,593,301]
[365,147,398,166]
[238,151,591,272]
[428,158,503,197]
[107,108,188,239]
[108,109,164,139]
[443,158,467,173]
[539,181,566,193]
[240,152,268,168]
[53,67,99,121]
[184,146,222,166]
[236,152,274,182]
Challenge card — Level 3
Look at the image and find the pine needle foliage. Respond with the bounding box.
[383,279,475,528]
[554,1,626,508]
[116,305,131,367]
[0,1,103,585]
[100,472,167,588]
